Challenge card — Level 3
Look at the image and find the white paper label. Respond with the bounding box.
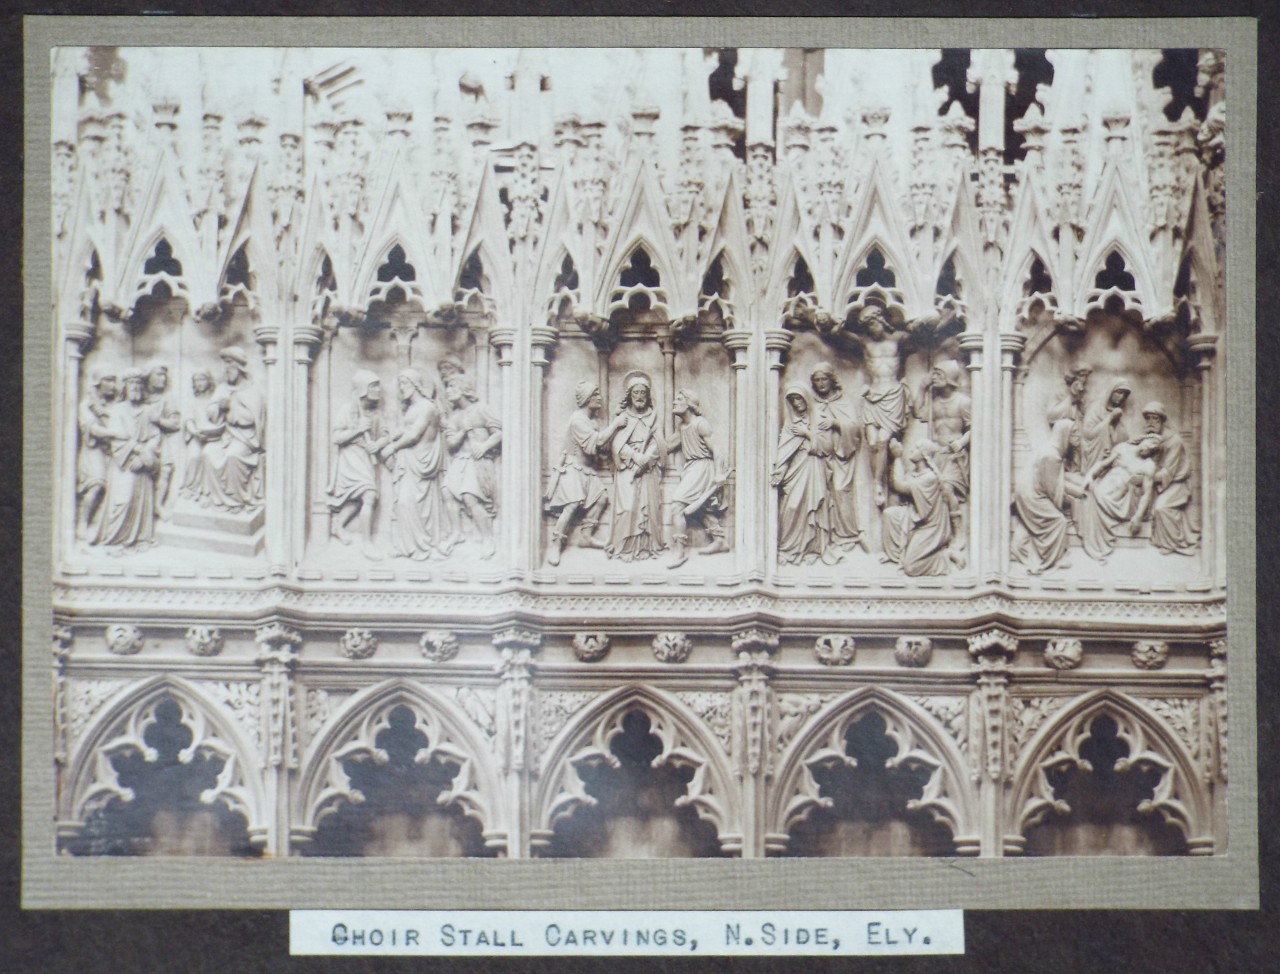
[290,910,965,956]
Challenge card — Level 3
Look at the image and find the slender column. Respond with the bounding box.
[59,322,96,561]
[256,622,302,857]
[389,319,416,369]
[490,327,519,565]
[958,331,987,579]
[308,323,337,555]
[291,324,324,569]
[722,329,752,570]
[1187,335,1218,580]
[763,328,793,575]
[493,627,541,857]
[254,324,288,574]
[528,326,558,572]
[1207,638,1228,848]
[996,333,1026,580]
[969,629,1018,857]
[731,627,779,858]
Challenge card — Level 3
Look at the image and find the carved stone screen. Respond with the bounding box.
[43,42,1233,880]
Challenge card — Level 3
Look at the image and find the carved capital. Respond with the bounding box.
[732,627,780,657]
[571,632,611,663]
[1131,640,1170,671]
[104,624,144,656]
[492,627,542,654]
[63,320,97,353]
[53,623,74,657]
[184,626,225,658]
[420,629,460,663]
[255,623,301,668]
[339,628,378,660]
[968,628,1018,661]
[998,332,1026,371]
[652,631,693,664]
[813,634,855,666]
[489,327,517,366]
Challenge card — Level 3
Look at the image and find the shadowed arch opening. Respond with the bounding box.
[1023,713,1190,857]
[303,704,493,858]
[542,709,727,859]
[63,695,260,858]
[780,711,956,857]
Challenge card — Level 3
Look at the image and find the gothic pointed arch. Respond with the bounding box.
[60,675,267,852]
[834,154,925,315]
[768,686,979,856]
[293,677,506,854]
[531,683,740,856]
[594,160,686,313]
[1005,689,1214,856]
[1000,165,1061,329]
[115,147,203,308]
[358,236,430,310]
[763,170,820,318]
[531,163,592,321]
[698,167,755,324]
[1074,161,1160,316]
[452,158,514,314]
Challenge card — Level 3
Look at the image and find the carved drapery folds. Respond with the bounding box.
[49,46,1230,862]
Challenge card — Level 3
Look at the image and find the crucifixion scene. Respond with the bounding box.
[44,43,1232,875]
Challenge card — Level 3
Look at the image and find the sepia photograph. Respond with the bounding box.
[22,18,1257,913]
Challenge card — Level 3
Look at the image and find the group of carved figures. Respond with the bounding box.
[325,358,502,561]
[775,354,971,575]
[74,348,1198,574]
[544,372,730,568]
[76,347,265,549]
[1012,367,1199,574]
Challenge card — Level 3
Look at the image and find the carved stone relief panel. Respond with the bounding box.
[540,294,735,576]
[776,316,971,578]
[310,306,503,572]
[1011,311,1205,585]
[72,292,268,564]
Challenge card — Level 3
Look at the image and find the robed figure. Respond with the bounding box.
[773,383,832,565]
[881,440,955,576]
[94,369,161,549]
[607,371,666,561]
[379,368,447,560]
[188,346,266,513]
[1012,418,1087,574]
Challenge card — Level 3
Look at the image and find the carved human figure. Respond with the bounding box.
[1079,376,1132,472]
[856,307,915,508]
[665,390,729,568]
[442,376,502,560]
[187,346,266,513]
[93,368,161,549]
[1141,401,1200,555]
[808,363,865,554]
[921,358,971,567]
[76,369,117,541]
[1046,366,1092,470]
[772,383,832,565]
[179,369,222,496]
[377,367,448,560]
[435,357,465,404]
[606,371,666,561]
[544,380,625,566]
[326,369,391,558]
[144,363,181,518]
[1077,434,1160,562]
[1011,418,1088,574]
[881,439,956,576]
